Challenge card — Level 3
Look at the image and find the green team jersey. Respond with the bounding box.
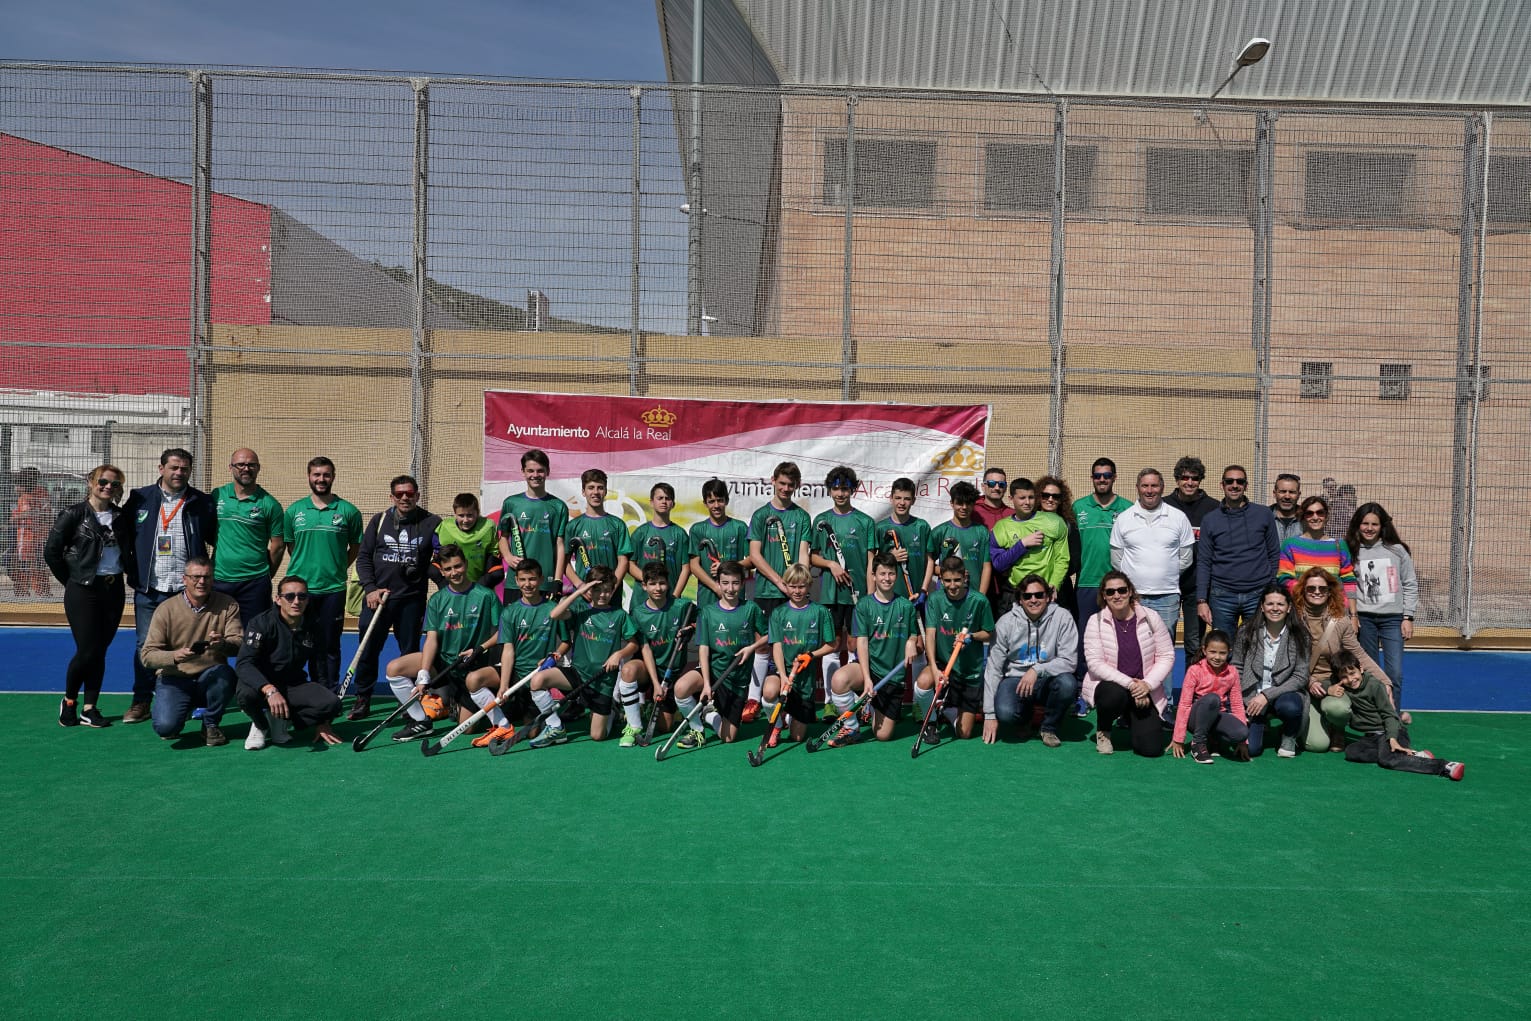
[564,512,633,581]
[499,493,569,592]
[923,587,996,684]
[436,516,499,585]
[498,597,565,678]
[811,507,876,605]
[630,521,691,590]
[628,595,695,679]
[424,584,502,666]
[568,604,637,689]
[688,517,749,609]
[282,496,364,595]
[875,515,932,598]
[211,483,283,582]
[768,601,835,698]
[1073,494,1133,587]
[699,601,765,691]
[852,592,920,686]
[929,520,991,591]
[747,502,812,600]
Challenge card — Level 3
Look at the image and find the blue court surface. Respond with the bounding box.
[1,625,1526,710]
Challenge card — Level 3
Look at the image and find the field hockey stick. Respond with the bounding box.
[504,513,527,561]
[655,648,750,761]
[805,659,907,753]
[566,534,591,581]
[911,628,970,760]
[767,514,794,569]
[816,520,857,597]
[887,529,918,602]
[938,537,959,563]
[697,536,721,575]
[336,590,389,699]
[420,654,554,757]
[747,652,813,767]
[638,602,699,747]
[351,652,478,752]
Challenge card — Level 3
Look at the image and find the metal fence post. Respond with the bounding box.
[840,94,857,401]
[1451,113,1488,635]
[685,1,704,338]
[188,71,213,488]
[1252,110,1275,494]
[630,87,644,395]
[1046,99,1066,476]
[410,78,430,484]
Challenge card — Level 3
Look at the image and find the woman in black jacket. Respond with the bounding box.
[43,464,136,728]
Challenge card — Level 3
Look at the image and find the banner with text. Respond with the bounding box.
[483,391,990,533]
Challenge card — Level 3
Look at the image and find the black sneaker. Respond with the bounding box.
[392,717,432,742]
[59,698,80,727]
[345,696,371,722]
[203,723,229,747]
[920,721,942,746]
[79,705,110,729]
[1191,741,1213,764]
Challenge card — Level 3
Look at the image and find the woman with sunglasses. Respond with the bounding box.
[1230,584,1311,757]
[1081,570,1174,756]
[1034,475,1081,614]
[1276,496,1357,619]
[43,464,136,729]
[1295,565,1392,752]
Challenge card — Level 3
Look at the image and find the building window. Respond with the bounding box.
[983,143,1098,212]
[1469,363,1491,401]
[1305,151,1415,222]
[28,426,69,447]
[1379,363,1412,400]
[822,138,937,209]
[1301,361,1332,399]
[1487,153,1531,226]
[1144,147,1253,218]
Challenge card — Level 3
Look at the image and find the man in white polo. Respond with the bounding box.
[1110,466,1195,663]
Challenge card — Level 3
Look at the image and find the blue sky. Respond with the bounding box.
[5,0,669,81]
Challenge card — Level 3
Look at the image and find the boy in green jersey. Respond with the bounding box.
[629,482,691,599]
[810,465,875,711]
[383,545,503,743]
[492,558,569,743]
[526,565,639,746]
[688,477,749,610]
[499,448,568,597]
[436,493,500,589]
[671,562,766,747]
[913,556,996,742]
[929,481,992,600]
[747,461,812,716]
[619,561,696,745]
[563,469,632,588]
[876,476,933,604]
[827,552,920,745]
[760,563,835,745]
[989,478,1070,609]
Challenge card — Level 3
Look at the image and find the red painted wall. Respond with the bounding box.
[0,133,271,396]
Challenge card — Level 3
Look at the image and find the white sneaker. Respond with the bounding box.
[1277,735,1298,758]
[270,717,292,745]
[244,725,268,751]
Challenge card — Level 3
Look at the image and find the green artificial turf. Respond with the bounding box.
[2,697,1527,1020]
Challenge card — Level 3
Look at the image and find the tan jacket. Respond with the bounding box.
[141,592,243,679]
[1302,611,1389,689]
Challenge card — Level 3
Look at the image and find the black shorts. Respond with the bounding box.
[828,602,854,636]
[712,683,749,726]
[871,680,907,721]
[639,668,683,713]
[943,678,984,715]
[755,596,786,621]
[782,688,815,724]
[560,665,616,717]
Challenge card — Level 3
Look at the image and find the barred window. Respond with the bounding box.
[823,138,936,209]
[1145,147,1253,218]
[1487,153,1531,226]
[1379,363,1412,401]
[1305,151,1415,222]
[1301,361,1332,399]
[983,143,1098,212]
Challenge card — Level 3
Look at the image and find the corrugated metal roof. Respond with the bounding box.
[661,0,1531,106]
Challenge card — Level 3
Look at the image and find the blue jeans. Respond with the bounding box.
[1357,613,1404,709]
[151,663,236,737]
[993,670,1079,736]
[352,591,427,700]
[1246,690,1304,757]
[1179,590,1206,659]
[1072,587,1099,680]
[1138,592,1181,704]
[1206,585,1264,641]
[132,588,177,703]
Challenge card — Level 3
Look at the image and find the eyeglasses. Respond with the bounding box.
[1020,591,1048,601]
[185,574,213,583]
[95,479,122,489]
[1222,477,1248,486]
[230,462,259,470]
[984,480,1006,488]
[1102,586,1130,596]
[1304,584,1329,594]
[392,490,418,499]
[1039,491,1062,500]
[1092,472,1114,480]
[1304,510,1327,518]
[1177,473,1203,482]
[278,591,310,602]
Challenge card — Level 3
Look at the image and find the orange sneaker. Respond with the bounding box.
[472,725,514,748]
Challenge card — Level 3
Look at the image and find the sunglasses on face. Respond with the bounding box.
[1092,472,1114,480]
[1102,586,1130,596]
[95,479,122,489]
[1039,491,1062,500]
[1020,591,1048,601]
[278,591,310,602]
[1304,510,1327,518]
[1222,478,1247,486]
[393,490,418,499]
[1177,474,1203,482]
[1304,585,1329,594]
[984,480,1006,488]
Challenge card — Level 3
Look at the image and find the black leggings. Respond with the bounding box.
[1095,680,1165,758]
[63,576,125,703]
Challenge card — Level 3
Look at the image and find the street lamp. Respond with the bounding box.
[1208,37,1271,102]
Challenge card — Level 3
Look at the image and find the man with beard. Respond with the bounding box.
[349,474,442,719]
[282,456,363,694]
[1270,473,1303,543]
[211,448,285,626]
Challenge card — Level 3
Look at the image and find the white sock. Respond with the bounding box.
[676,695,700,732]
[760,697,779,724]
[821,653,842,700]
[913,683,935,718]
[703,709,721,733]
[749,653,769,701]
[531,688,562,729]
[831,688,858,731]
[388,675,427,722]
[470,687,508,728]
[617,679,643,729]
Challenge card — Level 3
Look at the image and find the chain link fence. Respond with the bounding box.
[1,65,1525,633]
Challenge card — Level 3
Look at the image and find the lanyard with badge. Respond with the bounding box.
[157,496,186,557]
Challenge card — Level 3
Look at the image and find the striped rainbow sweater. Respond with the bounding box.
[1277,535,1357,600]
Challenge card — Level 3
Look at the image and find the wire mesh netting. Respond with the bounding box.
[0,66,1524,632]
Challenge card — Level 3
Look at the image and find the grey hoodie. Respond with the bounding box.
[982,601,1079,714]
[1352,540,1418,617]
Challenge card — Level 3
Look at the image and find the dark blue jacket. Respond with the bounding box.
[122,483,218,592]
[1195,500,1279,600]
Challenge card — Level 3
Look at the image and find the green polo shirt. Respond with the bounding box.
[282,496,364,595]
[212,483,283,582]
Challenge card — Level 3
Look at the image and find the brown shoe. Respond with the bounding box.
[1041,730,1061,748]
[204,724,229,747]
[346,697,371,722]
[122,702,151,724]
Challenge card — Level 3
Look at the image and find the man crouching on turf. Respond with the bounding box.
[385,544,503,743]
[827,552,920,745]
[525,565,639,747]
[235,575,343,749]
[671,561,766,747]
[982,573,1078,746]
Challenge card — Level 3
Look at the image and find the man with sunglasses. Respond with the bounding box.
[235,575,342,749]
[972,468,1010,530]
[983,573,1078,747]
[1072,458,1132,682]
[211,448,285,627]
[1165,455,1219,662]
[349,475,442,718]
[1195,465,1281,638]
